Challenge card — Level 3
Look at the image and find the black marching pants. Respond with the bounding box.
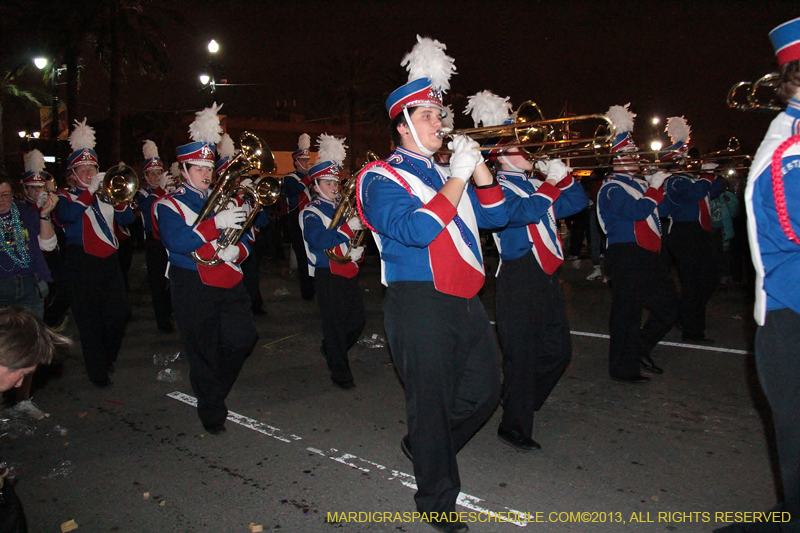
[0,480,28,533]
[606,243,678,379]
[315,268,366,384]
[65,246,130,383]
[288,212,315,300]
[384,282,501,515]
[668,221,720,337]
[496,252,571,439]
[170,267,258,428]
[144,235,173,331]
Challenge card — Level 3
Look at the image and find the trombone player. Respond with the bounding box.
[300,134,366,390]
[357,37,508,533]
[55,119,134,388]
[154,104,257,435]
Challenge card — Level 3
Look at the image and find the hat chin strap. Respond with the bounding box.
[500,154,525,174]
[315,179,336,202]
[403,107,436,157]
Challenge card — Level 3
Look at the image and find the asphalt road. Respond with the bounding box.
[0,245,776,533]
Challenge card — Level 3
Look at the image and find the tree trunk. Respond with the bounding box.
[65,49,79,129]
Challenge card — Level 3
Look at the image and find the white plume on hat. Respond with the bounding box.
[188,102,223,144]
[316,134,348,167]
[665,116,691,144]
[69,118,96,151]
[464,90,513,128]
[298,133,311,151]
[217,133,235,160]
[24,149,46,174]
[441,105,455,130]
[401,35,456,92]
[606,103,636,134]
[142,140,160,160]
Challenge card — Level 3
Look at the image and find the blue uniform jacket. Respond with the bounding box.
[665,172,724,223]
[55,186,134,256]
[135,184,167,234]
[597,172,667,246]
[746,97,800,324]
[283,170,311,212]
[300,196,359,276]
[495,170,588,262]
[358,147,508,297]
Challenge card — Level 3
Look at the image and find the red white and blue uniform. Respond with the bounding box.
[742,95,800,533]
[357,146,508,515]
[284,170,312,213]
[154,180,258,429]
[358,147,507,297]
[54,186,133,385]
[493,170,587,443]
[597,172,677,379]
[300,195,365,385]
[665,171,724,340]
[154,182,252,289]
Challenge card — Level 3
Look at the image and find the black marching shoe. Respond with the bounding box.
[331,378,356,390]
[425,516,469,533]
[611,374,651,384]
[91,377,112,388]
[497,426,541,451]
[400,435,413,461]
[203,423,227,435]
[639,355,664,374]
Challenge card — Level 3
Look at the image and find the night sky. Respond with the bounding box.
[8,0,800,165]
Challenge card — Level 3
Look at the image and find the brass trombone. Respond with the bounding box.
[727,72,783,112]
[190,132,280,267]
[324,150,380,264]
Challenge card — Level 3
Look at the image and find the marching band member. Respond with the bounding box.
[465,91,588,451]
[661,117,724,343]
[357,36,508,533]
[154,104,257,435]
[723,17,800,533]
[300,134,366,390]
[597,104,677,383]
[283,133,315,300]
[134,140,174,333]
[55,119,134,388]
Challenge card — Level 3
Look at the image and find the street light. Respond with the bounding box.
[32,56,61,140]
[208,39,219,54]
[34,57,48,70]
[652,117,660,126]
[18,131,26,138]
[650,140,663,151]
[199,74,211,86]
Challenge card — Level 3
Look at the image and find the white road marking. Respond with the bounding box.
[168,391,528,527]
[570,330,752,354]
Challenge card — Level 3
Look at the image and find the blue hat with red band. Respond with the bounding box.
[770,17,800,65]
[176,103,223,168]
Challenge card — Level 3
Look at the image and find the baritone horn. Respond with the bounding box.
[324,150,380,264]
[96,164,139,205]
[190,132,280,267]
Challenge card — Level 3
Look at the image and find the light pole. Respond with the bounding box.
[33,57,60,140]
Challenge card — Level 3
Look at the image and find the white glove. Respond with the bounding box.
[347,216,363,232]
[701,162,719,171]
[646,171,670,189]
[535,159,572,183]
[214,207,247,229]
[36,191,48,208]
[239,178,253,189]
[88,172,105,194]
[217,244,240,263]
[447,135,482,183]
[158,171,170,190]
[349,246,364,262]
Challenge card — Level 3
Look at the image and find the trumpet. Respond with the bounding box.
[437,101,616,156]
[727,72,783,112]
[190,132,280,267]
[96,165,139,205]
[324,151,380,264]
